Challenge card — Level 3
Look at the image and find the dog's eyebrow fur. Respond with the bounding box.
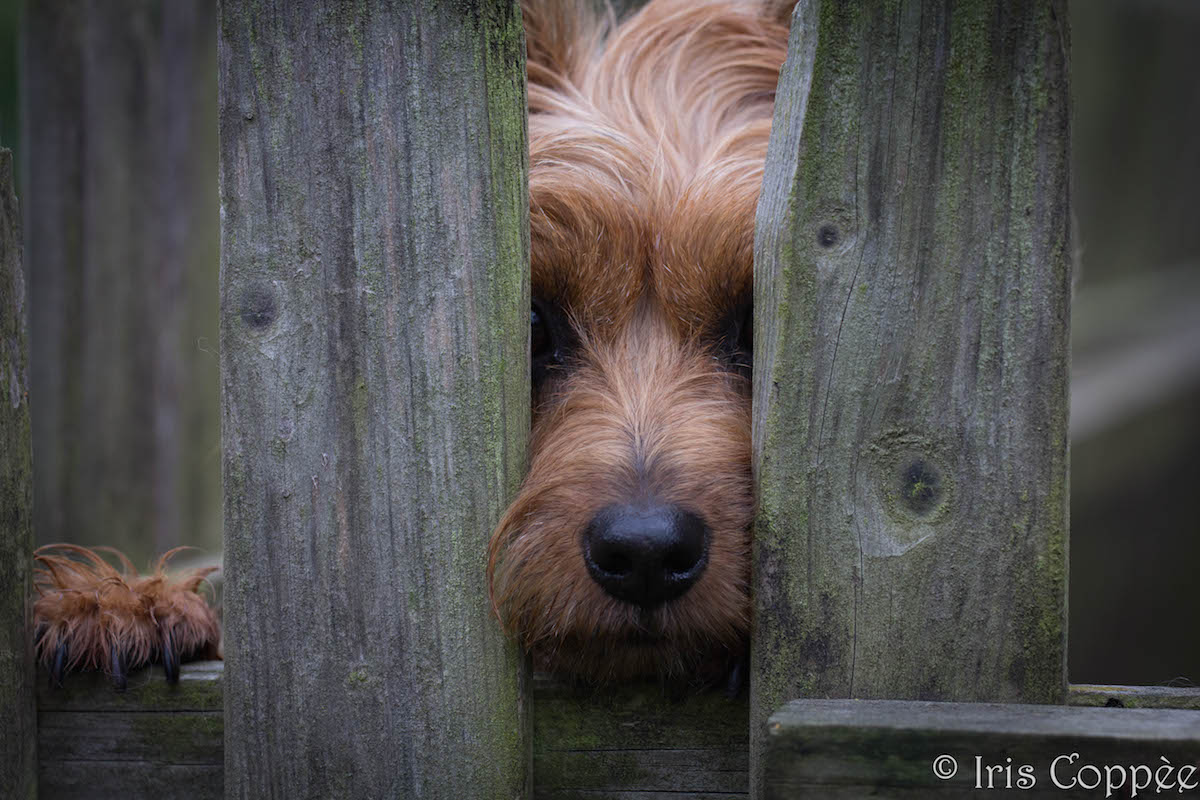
[525,0,787,337]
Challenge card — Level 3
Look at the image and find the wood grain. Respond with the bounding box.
[532,674,748,797]
[1069,684,1200,711]
[219,1,530,797]
[31,666,1200,798]
[764,699,1200,798]
[36,662,223,800]
[752,0,1072,791]
[0,148,36,800]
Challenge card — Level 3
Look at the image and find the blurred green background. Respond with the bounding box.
[0,0,1196,687]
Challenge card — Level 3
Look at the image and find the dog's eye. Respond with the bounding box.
[714,299,753,379]
[530,298,580,391]
[738,305,753,356]
[532,305,551,361]
[532,299,569,389]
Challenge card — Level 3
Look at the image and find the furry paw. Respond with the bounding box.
[33,544,221,691]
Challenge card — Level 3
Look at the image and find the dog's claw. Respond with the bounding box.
[161,625,180,684]
[724,652,747,698]
[110,644,127,692]
[50,641,68,689]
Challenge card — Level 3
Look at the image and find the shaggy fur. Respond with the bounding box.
[33,544,220,689]
[32,0,790,690]
[489,0,790,682]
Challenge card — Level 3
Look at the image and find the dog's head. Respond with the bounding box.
[489,0,789,682]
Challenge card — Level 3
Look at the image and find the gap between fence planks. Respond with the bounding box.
[22,0,221,563]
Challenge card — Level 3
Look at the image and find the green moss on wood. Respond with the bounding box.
[753,2,1071,792]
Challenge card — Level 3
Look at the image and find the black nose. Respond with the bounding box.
[582,503,709,608]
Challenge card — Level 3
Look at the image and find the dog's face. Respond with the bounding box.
[489,0,789,682]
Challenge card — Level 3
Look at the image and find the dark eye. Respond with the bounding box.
[532,298,572,389]
[715,298,753,379]
[531,305,551,362]
[737,304,753,357]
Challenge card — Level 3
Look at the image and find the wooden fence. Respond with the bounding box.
[3,1,1199,799]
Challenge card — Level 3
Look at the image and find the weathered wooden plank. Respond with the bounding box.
[35,662,222,799]
[219,1,530,797]
[39,710,222,764]
[537,794,744,800]
[1069,684,1200,711]
[33,664,1200,797]
[39,763,221,800]
[0,147,36,799]
[533,674,748,796]
[36,660,223,712]
[764,699,1200,798]
[751,0,1072,789]
[21,0,221,563]
[536,794,745,800]
[535,751,747,795]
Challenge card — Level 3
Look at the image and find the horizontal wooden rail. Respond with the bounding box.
[1069,684,1200,711]
[34,663,1200,799]
[764,699,1200,798]
[35,663,223,800]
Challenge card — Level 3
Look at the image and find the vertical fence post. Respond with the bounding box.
[751,0,1071,792]
[219,2,529,798]
[0,149,36,799]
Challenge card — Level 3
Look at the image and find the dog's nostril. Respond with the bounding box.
[582,503,709,609]
[591,541,633,577]
[663,545,700,574]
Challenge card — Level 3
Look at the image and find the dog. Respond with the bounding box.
[33,0,791,689]
[488,0,790,685]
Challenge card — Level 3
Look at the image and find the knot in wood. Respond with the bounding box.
[240,285,277,329]
[899,458,941,515]
[817,224,839,248]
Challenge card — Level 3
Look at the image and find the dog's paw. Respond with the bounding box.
[33,544,221,691]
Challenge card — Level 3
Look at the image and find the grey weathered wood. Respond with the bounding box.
[36,659,224,712]
[751,0,1072,789]
[39,711,221,767]
[22,0,221,564]
[764,699,1200,798]
[0,148,36,800]
[532,674,748,797]
[36,662,223,800]
[1069,684,1200,711]
[219,1,530,797]
[40,764,221,800]
[33,664,1200,797]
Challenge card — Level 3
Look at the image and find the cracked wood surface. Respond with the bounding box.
[751,0,1071,792]
[219,2,530,797]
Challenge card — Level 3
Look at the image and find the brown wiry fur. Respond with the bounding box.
[489,0,789,682]
[34,544,220,688]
